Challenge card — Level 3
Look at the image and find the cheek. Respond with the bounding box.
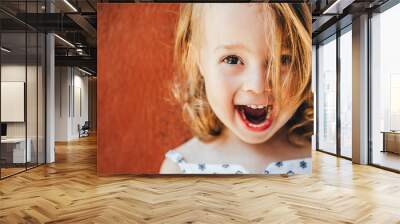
[274,100,299,127]
[204,73,235,105]
[203,69,240,115]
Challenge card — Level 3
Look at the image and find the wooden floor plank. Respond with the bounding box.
[0,135,400,223]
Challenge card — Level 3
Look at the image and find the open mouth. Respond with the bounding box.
[235,104,273,132]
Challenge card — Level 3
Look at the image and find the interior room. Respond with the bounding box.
[314,0,400,172]
[0,0,399,223]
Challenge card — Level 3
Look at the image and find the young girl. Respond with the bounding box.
[160,3,313,174]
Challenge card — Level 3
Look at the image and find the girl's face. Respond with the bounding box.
[198,4,299,144]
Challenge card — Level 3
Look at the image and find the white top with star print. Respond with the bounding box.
[165,150,311,175]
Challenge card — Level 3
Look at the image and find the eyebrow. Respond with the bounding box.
[214,43,251,53]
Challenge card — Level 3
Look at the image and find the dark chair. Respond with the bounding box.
[79,121,90,138]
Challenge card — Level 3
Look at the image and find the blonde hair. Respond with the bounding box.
[173,3,313,145]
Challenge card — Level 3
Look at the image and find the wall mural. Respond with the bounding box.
[97,3,313,175]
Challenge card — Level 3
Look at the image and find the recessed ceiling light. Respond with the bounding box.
[77,67,93,76]
[63,0,78,12]
[323,0,355,15]
[54,34,75,48]
[1,47,11,53]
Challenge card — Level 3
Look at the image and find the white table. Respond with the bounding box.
[1,138,31,163]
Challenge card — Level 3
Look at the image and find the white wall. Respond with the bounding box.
[55,67,89,141]
[55,66,70,141]
[72,73,89,138]
[1,65,26,133]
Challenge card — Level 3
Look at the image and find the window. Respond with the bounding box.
[370,2,400,171]
[317,36,337,154]
[339,28,352,158]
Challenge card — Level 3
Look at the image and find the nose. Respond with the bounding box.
[241,64,269,95]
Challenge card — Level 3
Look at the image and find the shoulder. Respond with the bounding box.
[159,157,182,174]
[173,137,202,157]
[159,137,202,174]
[172,137,213,163]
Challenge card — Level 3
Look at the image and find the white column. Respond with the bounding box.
[46,32,55,163]
[352,14,369,164]
[45,0,55,163]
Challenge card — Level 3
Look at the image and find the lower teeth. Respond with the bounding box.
[248,120,269,128]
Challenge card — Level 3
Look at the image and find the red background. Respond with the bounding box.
[97,4,192,175]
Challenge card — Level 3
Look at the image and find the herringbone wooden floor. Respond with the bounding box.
[1,136,400,224]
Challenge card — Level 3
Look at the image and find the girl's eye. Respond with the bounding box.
[281,55,292,65]
[223,55,242,65]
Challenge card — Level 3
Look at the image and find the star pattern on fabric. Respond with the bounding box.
[299,160,307,169]
[198,163,206,171]
[286,170,295,175]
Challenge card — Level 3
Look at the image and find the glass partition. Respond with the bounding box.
[38,32,45,165]
[27,31,38,169]
[0,1,46,179]
[1,30,28,178]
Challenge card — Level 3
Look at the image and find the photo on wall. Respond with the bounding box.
[97,3,313,175]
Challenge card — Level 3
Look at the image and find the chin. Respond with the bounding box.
[234,130,275,144]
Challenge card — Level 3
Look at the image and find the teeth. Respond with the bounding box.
[246,105,266,109]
